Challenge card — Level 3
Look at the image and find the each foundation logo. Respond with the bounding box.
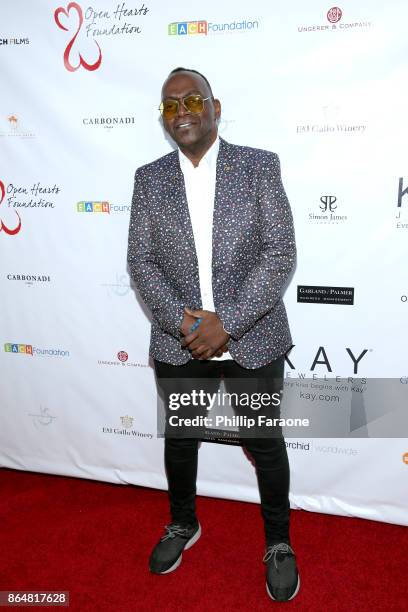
[308,195,347,224]
[117,350,128,362]
[327,7,342,23]
[396,177,408,229]
[168,21,207,35]
[4,343,33,355]
[169,18,259,36]
[77,201,110,213]
[54,2,149,72]
[403,452,408,465]
[0,180,22,236]
[4,343,69,357]
[120,415,134,429]
[76,201,130,214]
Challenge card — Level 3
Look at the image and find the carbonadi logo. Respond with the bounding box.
[76,201,130,214]
[168,18,259,36]
[4,343,70,357]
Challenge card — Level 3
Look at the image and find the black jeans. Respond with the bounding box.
[154,357,290,546]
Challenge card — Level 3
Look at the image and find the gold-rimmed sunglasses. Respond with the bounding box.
[159,94,211,120]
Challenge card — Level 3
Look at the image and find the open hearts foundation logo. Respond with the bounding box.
[54,2,102,72]
[0,180,22,236]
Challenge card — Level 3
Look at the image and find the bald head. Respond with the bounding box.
[162,68,213,100]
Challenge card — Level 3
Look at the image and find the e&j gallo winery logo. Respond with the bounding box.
[102,415,153,439]
[168,18,259,36]
[297,6,371,33]
[54,2,150,72]
[296,104,367,137]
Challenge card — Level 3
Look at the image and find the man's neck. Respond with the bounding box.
[179,131,218,168]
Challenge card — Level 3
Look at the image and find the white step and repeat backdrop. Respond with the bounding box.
[1,1,407,525]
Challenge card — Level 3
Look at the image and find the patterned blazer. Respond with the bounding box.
[127,137,296,369]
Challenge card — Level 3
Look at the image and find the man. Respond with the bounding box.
[127,67,298,602]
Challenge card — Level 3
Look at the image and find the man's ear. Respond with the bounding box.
[214,98,221,121]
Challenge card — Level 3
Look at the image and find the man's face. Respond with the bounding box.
[160,72,220,151]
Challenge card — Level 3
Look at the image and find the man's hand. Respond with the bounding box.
[180,310,197,337]
[181,307,230,360]
[213,344,229,358]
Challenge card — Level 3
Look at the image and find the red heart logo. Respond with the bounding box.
[54,2,82,32]
[54,2,102,72]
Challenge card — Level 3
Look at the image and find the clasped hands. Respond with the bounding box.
[180,307,230,360]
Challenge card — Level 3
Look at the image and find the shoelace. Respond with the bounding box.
[263,543,295,567]
[160,524,191,541]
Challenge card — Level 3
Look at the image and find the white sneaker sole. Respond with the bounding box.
[159,523,202,574]
[266,573,300,602]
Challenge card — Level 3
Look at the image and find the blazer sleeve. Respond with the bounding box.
[216,153,296,340]
[127,168,185,339]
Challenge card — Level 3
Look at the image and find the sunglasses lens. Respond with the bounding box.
[184,95,204,113]
[161,99,178,119]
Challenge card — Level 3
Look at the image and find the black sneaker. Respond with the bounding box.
[264,542,300,602]
[149,522,201,574]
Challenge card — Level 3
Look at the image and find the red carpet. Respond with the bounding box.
[0,467,406,611]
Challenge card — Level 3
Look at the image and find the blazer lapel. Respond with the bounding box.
[213,138,235,259]
[164,151,196,250]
